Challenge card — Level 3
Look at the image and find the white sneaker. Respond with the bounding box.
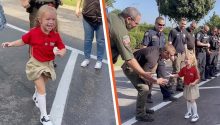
[184,112,192,119]
[191,115,199,122]
[40,115,53,125]
[32,93,39,108]
[94,61,102,69]
[81,59,90,67]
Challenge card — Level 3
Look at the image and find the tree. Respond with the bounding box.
[105,0,116,7]
[111,9,121,15]
[205,12,220,29]
[156,0,216,21]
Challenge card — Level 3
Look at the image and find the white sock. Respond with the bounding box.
[187,101,192,113]
[37,93,48,118]
[191,101,198,116]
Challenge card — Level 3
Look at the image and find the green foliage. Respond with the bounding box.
[105,0,116,7]
[111,9,121,15]
[156,0,216,21]
[205,12,220,29]
[63,0,77,6]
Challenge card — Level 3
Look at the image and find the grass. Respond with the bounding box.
[63,0,77,6]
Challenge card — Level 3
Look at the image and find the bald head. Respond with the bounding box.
[203,25,210,33]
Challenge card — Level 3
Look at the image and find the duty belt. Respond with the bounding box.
[197,48,206,53]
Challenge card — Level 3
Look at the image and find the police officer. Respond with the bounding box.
[195,25,210,81]
[168,18,188,91]
[142,17,177,102]
[122,45,175,122]
[206,27,219,77]
[108,7,168,122]
[186,21,197,54]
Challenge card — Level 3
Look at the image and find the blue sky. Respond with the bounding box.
[109,0,220,27]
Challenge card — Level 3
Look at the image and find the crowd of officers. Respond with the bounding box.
[108,7,220,122]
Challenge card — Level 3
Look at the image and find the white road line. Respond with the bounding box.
[6,23,108,64]
[122,72,220,125]
[50,51,78,125]
[199,86,220,89]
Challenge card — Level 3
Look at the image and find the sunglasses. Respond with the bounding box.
[130,17,139,25]
[157,23,165,26]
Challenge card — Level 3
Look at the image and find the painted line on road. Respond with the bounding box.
[122,72,220,125]
[6,23,108,64]
[50,51,78,125]
[199,86,220,90]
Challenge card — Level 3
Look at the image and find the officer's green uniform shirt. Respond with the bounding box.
[108,13,134,63]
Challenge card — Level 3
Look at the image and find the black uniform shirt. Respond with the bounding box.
[209,35,219,50]
[134,46,160,70]
[142,28,166,48]
[168,27,187,53]
[186,27,195,50]
[195,31,210,48]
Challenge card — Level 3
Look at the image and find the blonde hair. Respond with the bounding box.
[34,5,58,32]
[185,52,200,79]
[164,43,176,55]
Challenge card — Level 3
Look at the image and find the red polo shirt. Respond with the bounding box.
[22,27,65,62]
[178,66,199,85]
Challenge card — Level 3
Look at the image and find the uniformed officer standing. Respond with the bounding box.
[206,27,219,77]
[186,21,197,54]
[168,18,188,91]
[142,17,177,102]
[108,7,168,122]
[195,25,210,81]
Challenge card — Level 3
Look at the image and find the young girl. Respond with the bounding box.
[170,53,200,122]
[2,5,66,125]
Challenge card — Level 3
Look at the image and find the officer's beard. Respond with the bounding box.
[125,21,133,31]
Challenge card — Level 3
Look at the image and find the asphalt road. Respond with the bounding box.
[0,1,115,125]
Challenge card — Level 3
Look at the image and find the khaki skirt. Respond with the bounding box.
[26,57,56,81]
[183,84,200,100]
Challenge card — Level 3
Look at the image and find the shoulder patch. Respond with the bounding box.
[123,35,131,46]
[144,31,149,36]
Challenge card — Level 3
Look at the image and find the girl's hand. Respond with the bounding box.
[190,82,196,86]
[1,42,13,48]
[54,49,66,57]
[167,72,175,78]
[156,78,168,86]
